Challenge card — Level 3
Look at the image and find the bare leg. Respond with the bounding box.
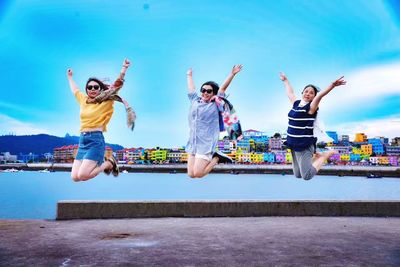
[71,160,82,182]
[187,155,196,178]
[76,159,113,182]
[312,150,337,172]
[192,157,219,178]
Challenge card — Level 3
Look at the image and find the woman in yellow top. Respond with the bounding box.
[66,59,131,182]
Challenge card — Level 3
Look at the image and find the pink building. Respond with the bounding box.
[329,153,341,163]
[274,151,285,163]
[388,156,398,166]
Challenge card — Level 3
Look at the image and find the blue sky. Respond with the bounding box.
[0,0,399,148]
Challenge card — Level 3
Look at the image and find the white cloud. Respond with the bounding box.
[322,62,400,110]
[0,114,51,135]
[332,115,400,140]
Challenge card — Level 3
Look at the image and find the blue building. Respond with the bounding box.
[368,138,385,155]
[263,152,275,163]
[349,153,361,162]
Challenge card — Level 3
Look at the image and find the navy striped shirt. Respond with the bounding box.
[286,100,317,151]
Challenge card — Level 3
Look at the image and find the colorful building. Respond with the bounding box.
[361,144,373,156]
[237,139,251,153]
[150,149,167,163]
[349,153,361,162]
[385,145,400,156]
[243,129,269,143]
[377,156,389,165]
[369,156,379,165]
[285,150,292,164]
[368,138,385,155]
[274,151,286,163]
[53,145,78,163]
[263,152,275,163]
[269,137,282,150]
[167,149,187,163]
[329,153,341,163]
[340,154,350,162]
[388,156,398,166]
[354,133,367,142]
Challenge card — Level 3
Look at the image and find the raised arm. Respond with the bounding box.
[186,68,195,93]
[118,58,131,81]
[279,72,296,104]
[219,64,243,94]
[112,58,131,91]
[309,76,346,114]
[66,68,79,95]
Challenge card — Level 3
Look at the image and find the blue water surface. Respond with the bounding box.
[0,172,399,219]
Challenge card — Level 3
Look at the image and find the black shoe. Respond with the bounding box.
[213,151,233,164]
[103,157,111,175]
[106,156,119,177]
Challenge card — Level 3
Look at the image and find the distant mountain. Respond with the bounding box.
[0,134,124,155]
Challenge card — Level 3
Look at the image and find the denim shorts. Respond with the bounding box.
[75,131,105,165]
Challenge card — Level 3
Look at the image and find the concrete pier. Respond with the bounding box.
[57,200,400,220]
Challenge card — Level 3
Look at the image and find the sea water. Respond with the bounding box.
[0,172,399,219]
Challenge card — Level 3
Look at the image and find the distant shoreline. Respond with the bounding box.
[1,163,399,178]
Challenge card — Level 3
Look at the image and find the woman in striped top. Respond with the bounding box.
[280,72,346,180]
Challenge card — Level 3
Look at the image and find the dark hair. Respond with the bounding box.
[302,84,319,95]
[85,77,109,94]
[200,81,219,95]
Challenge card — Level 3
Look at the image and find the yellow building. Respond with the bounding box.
[250,153,263,164]
[378,156,388,165]
[354,133,367,142]
[352,148,362,154]
[340,154,350,161]
[237,153,251,163]
[150,150,167,162]
[181,153,188,163]
[361,144,373,155]
[285,150,292,164]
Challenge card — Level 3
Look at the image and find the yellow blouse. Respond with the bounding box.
[75,91,114,132]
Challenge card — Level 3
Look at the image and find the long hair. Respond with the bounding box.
[201,81,219,95]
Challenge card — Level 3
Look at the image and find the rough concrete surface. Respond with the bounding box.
[1,217,400,266]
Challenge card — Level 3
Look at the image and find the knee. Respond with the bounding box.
[302,169,316,181]
[193,170,205,178]
[71,173,81,182]
[187,170,196,178]
[76,172,91,181]
[188,173,197,179]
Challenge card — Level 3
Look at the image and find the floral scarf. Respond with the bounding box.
[212,96,243,140]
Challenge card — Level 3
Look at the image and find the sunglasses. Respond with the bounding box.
[200,88,213,94]
[87,85,100,91]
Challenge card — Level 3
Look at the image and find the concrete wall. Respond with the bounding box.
[57,200,400,220]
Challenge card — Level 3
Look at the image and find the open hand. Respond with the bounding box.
[279,72,287,82]
[232,64,243,75]
[332,76,346,87]
[123,58,131,68]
